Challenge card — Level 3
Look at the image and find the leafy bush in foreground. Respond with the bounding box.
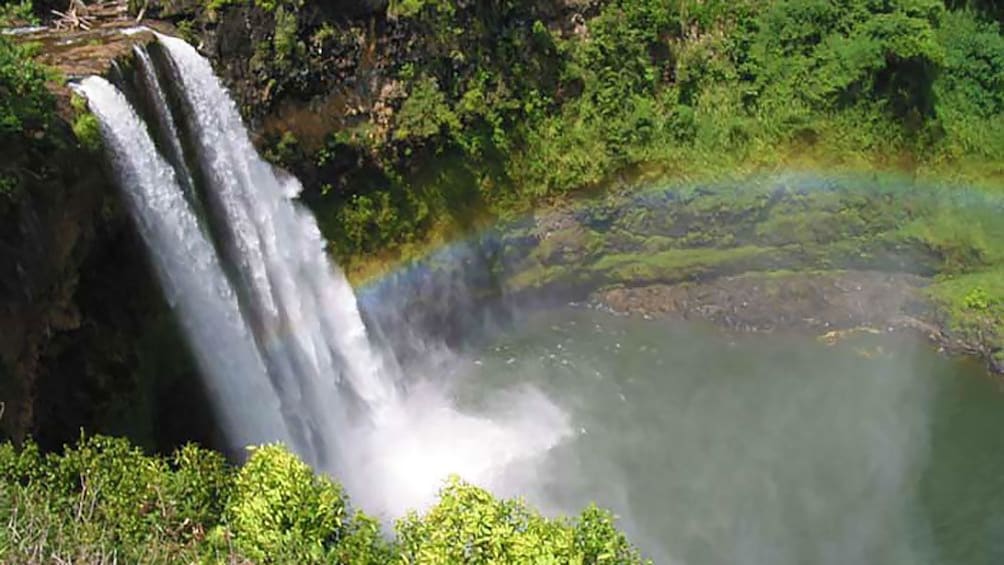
[398,480,642,564]
[0,436,647,564]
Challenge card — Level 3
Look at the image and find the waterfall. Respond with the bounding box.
[153,33,398,472]
[78,34,570,519]
[74,76,291,455]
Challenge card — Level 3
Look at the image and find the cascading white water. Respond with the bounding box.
[74,76,291,455]
[80,34,570,518]
[155,33,396,473]
[132,45,196,197]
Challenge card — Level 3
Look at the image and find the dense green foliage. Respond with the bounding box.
[934,10,1004,159]
[0,16,56,199]
[396,483,642,564]
[241,0,1002,265]
[0,436,647,563]
[0,0,36,25]
[1,0,102,203]
[70,93,103,152]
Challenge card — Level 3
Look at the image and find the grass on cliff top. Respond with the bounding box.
[589,246,774,286]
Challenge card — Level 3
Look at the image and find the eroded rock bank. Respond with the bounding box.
[596,271,933,335]
[593,270,1001,373]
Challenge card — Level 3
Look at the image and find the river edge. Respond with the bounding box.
[589,270,1004,377]
[359,172,1004,379]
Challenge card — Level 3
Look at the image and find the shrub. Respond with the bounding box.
[44,435,174,548]
[394,76,458,141]
[0,22,55,202]
[70,94,102,152]
[933,10,1004,158]
[0,437,645,562]
[0,0,36,26]
[0,34,52,136]
[225,444,353,563]
[388,0,453,19]
[272,5,302,68]
[964,286,991,311]
[166,444,233,540]
[396,477,649,564]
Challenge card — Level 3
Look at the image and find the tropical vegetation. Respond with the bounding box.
[0,4,57,201]
[2,1,1003,562]
[251,0,1004,263]
[0,436,647,563]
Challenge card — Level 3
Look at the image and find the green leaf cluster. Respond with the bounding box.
[394,76,458,141]
[0,28,56,201]
[398,477,645,564]
[0,0,36,25]
[226,444,353,562]
[70,93,102,152]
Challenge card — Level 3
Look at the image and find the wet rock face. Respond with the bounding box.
[160,0,390,131]
[150,0,607,148]
[0,122,107,444]
[993,355,1004,374]
[15,23,173,98]
[142,0,204,19]
[145,0,388,21]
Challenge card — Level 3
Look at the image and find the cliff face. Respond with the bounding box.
[147,0,395,132]
[0,25,219,452]
[2,1,542,449]
[147,0,604,252]
[0,118,111,445]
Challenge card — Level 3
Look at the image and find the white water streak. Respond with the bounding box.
[133,45,195,195]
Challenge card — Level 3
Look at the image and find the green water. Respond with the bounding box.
[454,308,1004,564]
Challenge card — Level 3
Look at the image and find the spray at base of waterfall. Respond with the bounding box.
[341,380,571,519]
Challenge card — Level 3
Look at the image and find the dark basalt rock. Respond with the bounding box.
[992,353,1004,375]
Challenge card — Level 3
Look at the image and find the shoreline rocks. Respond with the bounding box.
[591,270,1002,376]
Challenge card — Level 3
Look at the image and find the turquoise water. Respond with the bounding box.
[453,308,1004,564]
